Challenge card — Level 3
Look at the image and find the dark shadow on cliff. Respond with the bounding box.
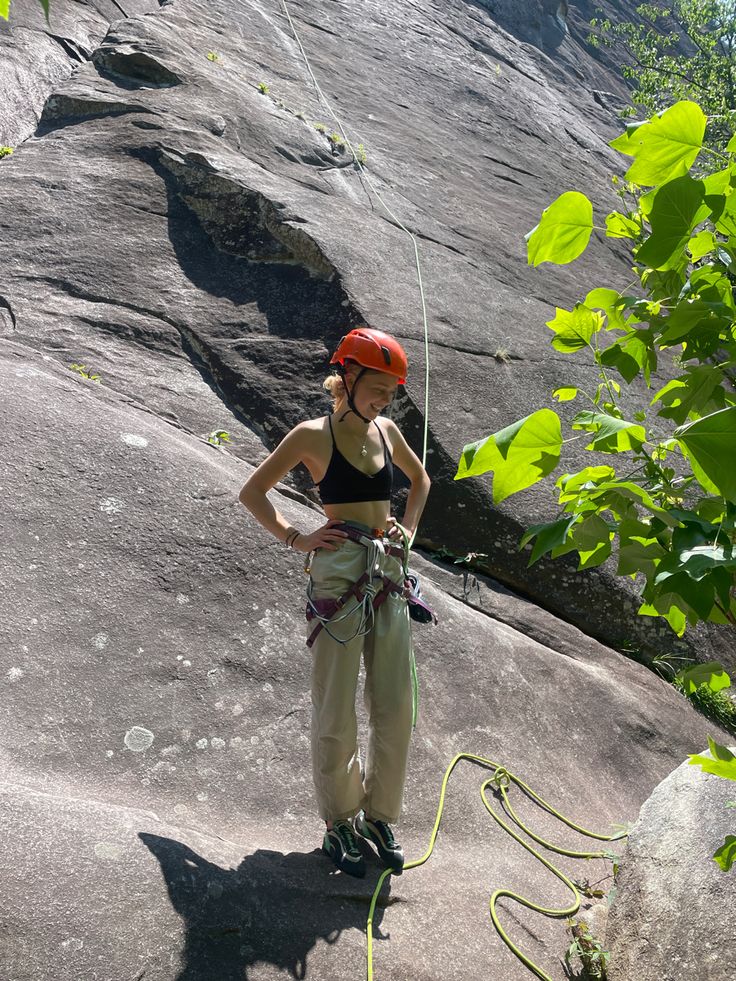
[139,833,391,980]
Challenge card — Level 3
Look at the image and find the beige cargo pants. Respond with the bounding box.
[306,534,413,825]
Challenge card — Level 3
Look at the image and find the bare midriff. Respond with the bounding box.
[322,500,391,533]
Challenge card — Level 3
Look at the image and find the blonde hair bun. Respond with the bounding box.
[323,371,346,409]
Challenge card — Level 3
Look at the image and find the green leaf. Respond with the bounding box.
[521,515,579,566]
[679,662,731,695]
[617,536,665,577]
[546,304,603,352]
[553,387,578,402]
[728,135,736,153]
[714,836,736,872]
[612,102,707,187]
[635,175,705,269]
[455,409,562,504]
[675,407,736,502]
[494,416,533,459]
[638,597,687,635]
[649,569,716,620]
[456,432,504,481]
[606,211,640,239]
[584,288,628,331]
[557,465,616,503]
[526,191,594,266]
[658,299,731,346]
[681,445,722,497]
[0,0,9,18]
[678,543,736,580]
[571,411,646,452]
[599,340,643,384]
[689,737,736,781]
[590,481,680,524]
[688,229,717,261]
[651,366,724,425]
[572,514,614,570]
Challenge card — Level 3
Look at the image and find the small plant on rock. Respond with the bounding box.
[313,121,327,133]
[0,146,13,159]
[206,430,232,446]
[355,143,367,165]
[257,81,270,94]
[69,363,101,383]
[206,51,221,63]
[328,131,344,148]
[564,918,609,980]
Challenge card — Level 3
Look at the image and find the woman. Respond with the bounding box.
[239,327,431,878]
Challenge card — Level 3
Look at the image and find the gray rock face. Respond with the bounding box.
[1,0,725,665]
[0,337,730,981]
[607,754,736,981]
[0,0,160,146]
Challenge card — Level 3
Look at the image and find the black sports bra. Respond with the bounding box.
[318,415,394,505]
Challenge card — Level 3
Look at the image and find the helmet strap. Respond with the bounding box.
[338,366,371,424]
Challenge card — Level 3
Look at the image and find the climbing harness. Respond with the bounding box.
[277,4,628,979]
[305,522,437,643]
[305,523,407,649]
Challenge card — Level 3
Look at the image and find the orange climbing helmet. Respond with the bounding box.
[330,327,408,384]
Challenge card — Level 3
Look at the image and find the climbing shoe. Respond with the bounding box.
[354,810,404,873]
[322,820,366,878]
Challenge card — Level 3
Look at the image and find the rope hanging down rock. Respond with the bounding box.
[277,0,431,550]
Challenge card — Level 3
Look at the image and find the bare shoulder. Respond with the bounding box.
[292,416,331,477]
[298,416,330,435]
[294,415,330,449]
[377,416,401,450]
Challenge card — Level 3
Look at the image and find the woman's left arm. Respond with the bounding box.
[384,419,431,538]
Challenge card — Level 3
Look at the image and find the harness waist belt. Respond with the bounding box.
[331,522,406,559]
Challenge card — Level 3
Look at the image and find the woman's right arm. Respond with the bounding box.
[238,424,347,553]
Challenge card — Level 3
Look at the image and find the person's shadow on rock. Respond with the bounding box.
[139,833,391,980]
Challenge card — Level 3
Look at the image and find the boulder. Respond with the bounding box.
[607,753,736,981]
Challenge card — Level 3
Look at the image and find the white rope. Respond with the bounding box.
[277,0,432,549]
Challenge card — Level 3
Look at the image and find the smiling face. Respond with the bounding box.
[345,365,399,419]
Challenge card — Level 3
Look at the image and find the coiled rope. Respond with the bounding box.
[367,753,625,981]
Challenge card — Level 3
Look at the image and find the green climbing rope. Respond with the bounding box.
[366,753,627,981]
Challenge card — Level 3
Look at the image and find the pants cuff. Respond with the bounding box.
[361,804,399,824]
[323,805,361,823]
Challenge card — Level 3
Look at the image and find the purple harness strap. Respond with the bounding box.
[306,571,405,649]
